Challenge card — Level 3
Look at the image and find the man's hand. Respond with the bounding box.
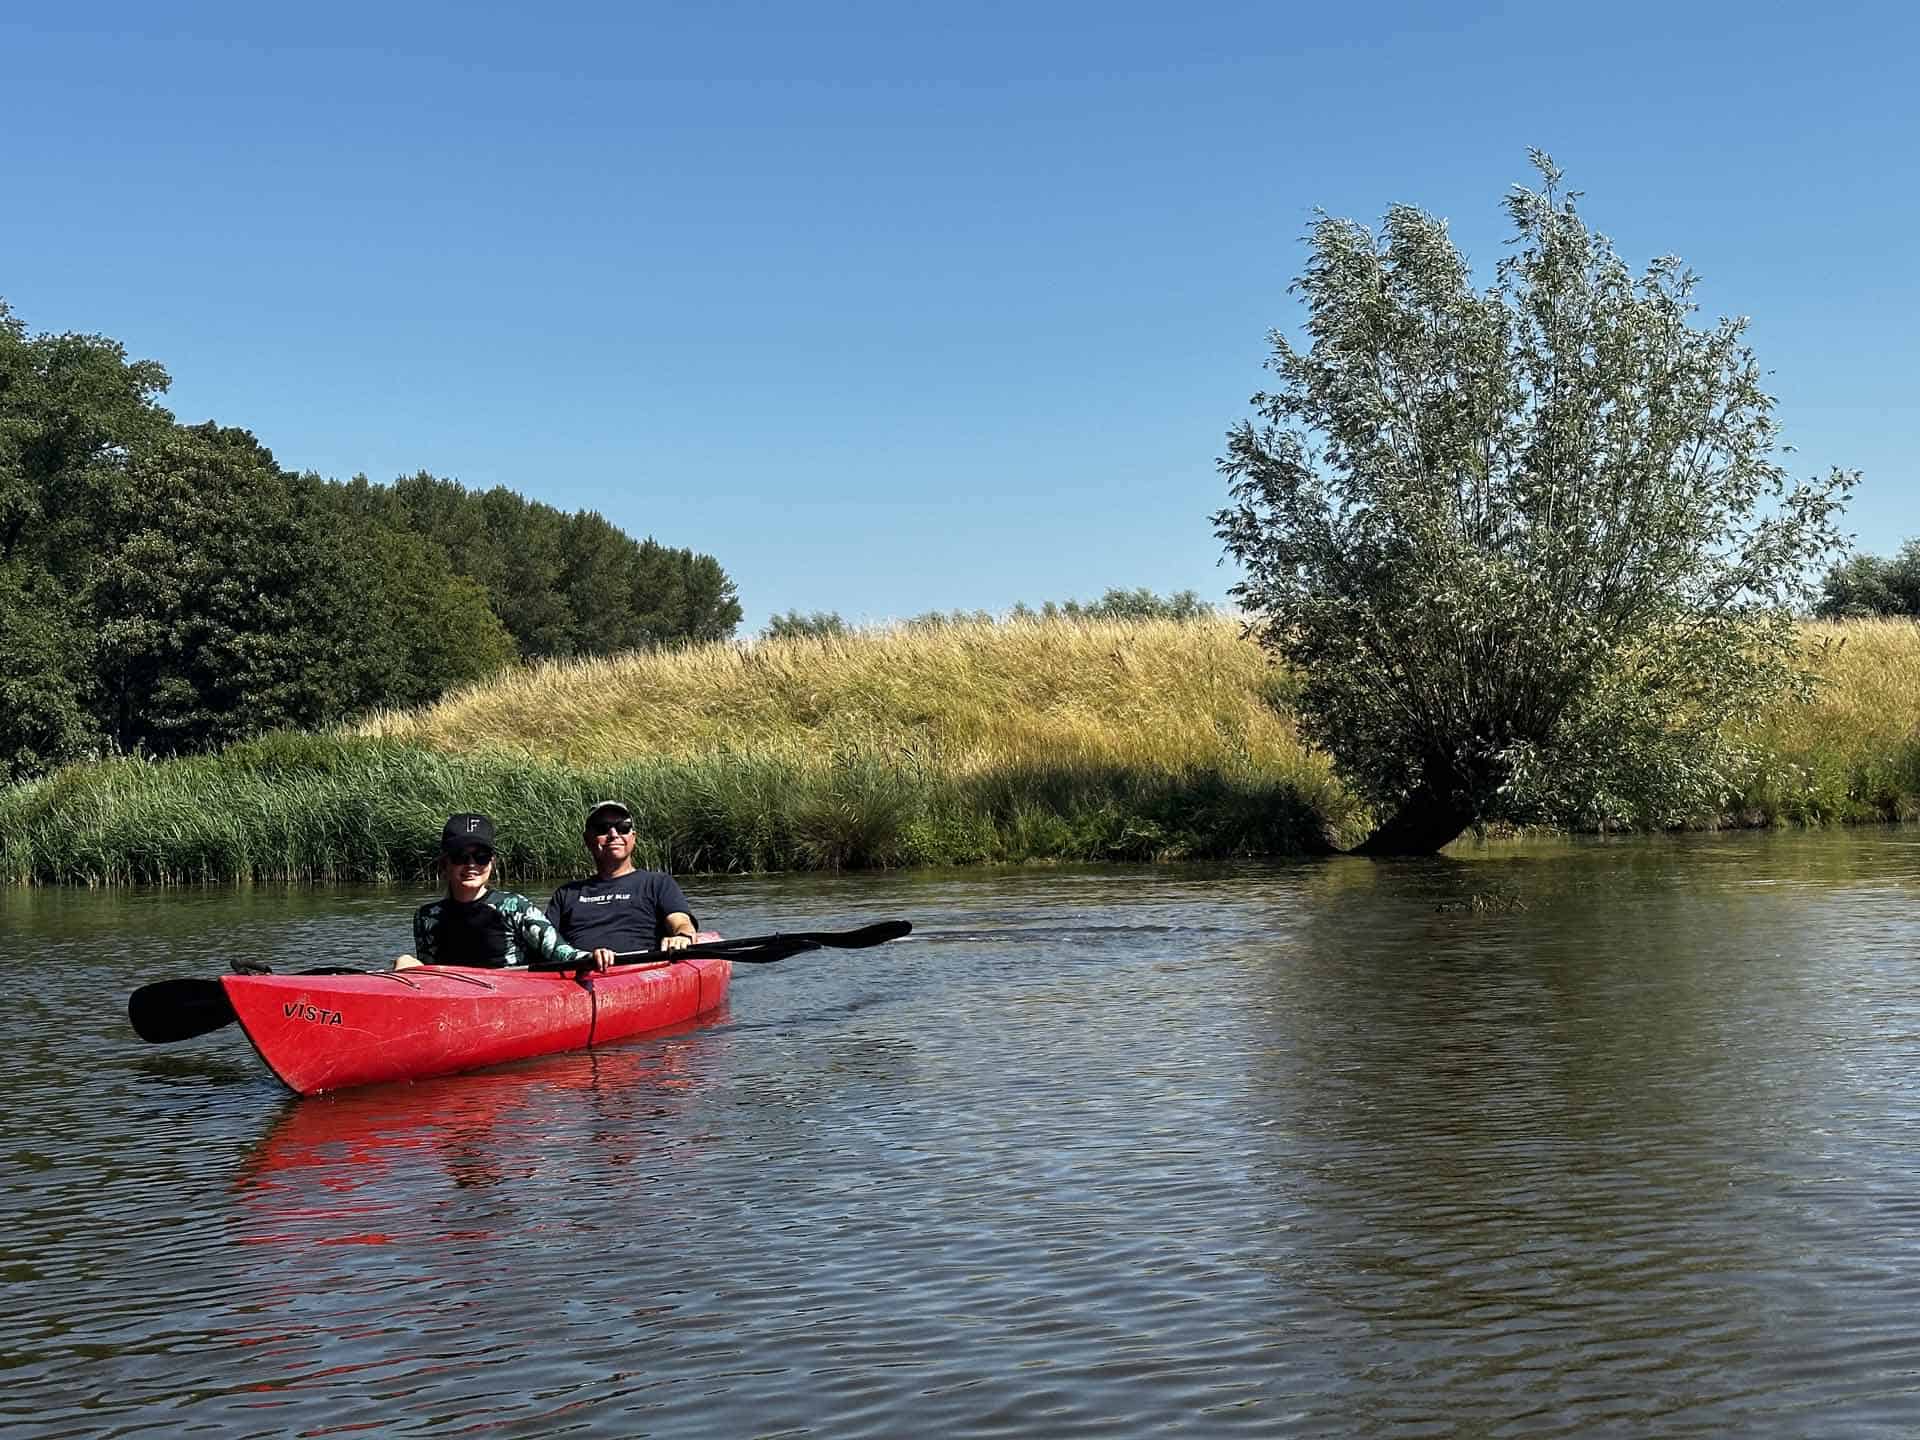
[661,933,693,952]
[590,947,618,971]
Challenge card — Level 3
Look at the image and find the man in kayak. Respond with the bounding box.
[396,813,618,971]
[546,800,701,962]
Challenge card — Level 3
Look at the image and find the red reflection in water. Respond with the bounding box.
[231,1004,732,1242]
[216,1006,736,1396]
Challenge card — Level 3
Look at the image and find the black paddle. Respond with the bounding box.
[129,921,913,1042]
[541,919,915,970]
[127,977,236,1045]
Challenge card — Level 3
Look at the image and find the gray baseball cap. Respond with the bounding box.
[584,800,632,830]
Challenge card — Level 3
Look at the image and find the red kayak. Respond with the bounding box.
[223,952,731,1096]
[129,921,908,1096]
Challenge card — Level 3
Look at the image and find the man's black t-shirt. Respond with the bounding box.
[546,870,696,952]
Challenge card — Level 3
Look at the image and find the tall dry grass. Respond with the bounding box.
[360,615,1326,778]
[364,612,1920,830]
[1735,618,1920,824]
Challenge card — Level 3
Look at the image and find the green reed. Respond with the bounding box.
[0,733,1347,886]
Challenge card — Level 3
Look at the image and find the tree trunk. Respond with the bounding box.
[1349,781,1476,856]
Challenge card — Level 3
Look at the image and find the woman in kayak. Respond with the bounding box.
[395,813,618,971]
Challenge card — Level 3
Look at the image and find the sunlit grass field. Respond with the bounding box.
[5,616,1919,884]
[363,616,1324,777]
[1737,619,1920,824]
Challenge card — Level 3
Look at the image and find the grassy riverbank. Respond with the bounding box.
[4,617,1919,885]
[0,620,1352,884]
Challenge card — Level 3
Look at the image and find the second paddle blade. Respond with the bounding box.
[127,977,238,1044]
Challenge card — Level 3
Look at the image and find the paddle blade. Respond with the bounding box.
[691,919,913,964]
[128,978,238,1044]
[796,920,912,948]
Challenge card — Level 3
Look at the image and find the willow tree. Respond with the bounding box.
[1215,155,1854,855]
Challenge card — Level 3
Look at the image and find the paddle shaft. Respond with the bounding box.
[594,919,915,968]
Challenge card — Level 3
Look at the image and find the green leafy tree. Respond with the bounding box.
[0,320,386,766]
[89,429,375,753]
[621,539,743,647]
[1215,155,1855,854]
[355,525,519,707]
[374,472,741,657]
[671,550,744,643]
[475,483,576,654]
[562,510,648,653]
[0,302,174,574]
[0,305,175,774]
[308,473,520,695]
[1816,543,1920,618]
[0,562,101,779]
[0,298,744,777]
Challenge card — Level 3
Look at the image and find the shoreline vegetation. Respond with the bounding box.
[4,616,1920,887]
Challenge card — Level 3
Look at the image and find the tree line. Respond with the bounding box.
[0,302,741,781]
[760,587,1215,639]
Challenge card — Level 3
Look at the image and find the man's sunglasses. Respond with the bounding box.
[589,819,635,838]
[450,848,494,866]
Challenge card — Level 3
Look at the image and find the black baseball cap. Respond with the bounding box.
[440,813,496,854]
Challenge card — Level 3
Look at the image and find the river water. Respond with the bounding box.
[5,829,1920,1436]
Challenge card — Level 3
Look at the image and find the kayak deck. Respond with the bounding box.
[223,950,731,1096]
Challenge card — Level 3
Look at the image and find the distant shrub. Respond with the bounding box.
[762,610,850,641]
[1816,543,1920,618]
[1012,588,1215,623]
[904,608,998,631]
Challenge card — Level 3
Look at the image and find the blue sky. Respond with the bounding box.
[4,2,1914,634]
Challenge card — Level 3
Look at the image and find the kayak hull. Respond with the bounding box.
[222,950,731,1096]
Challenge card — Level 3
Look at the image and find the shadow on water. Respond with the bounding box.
[131,1052,265,1086]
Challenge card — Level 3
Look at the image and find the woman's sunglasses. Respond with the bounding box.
[450,848,494,866]
[589,819,635,838]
